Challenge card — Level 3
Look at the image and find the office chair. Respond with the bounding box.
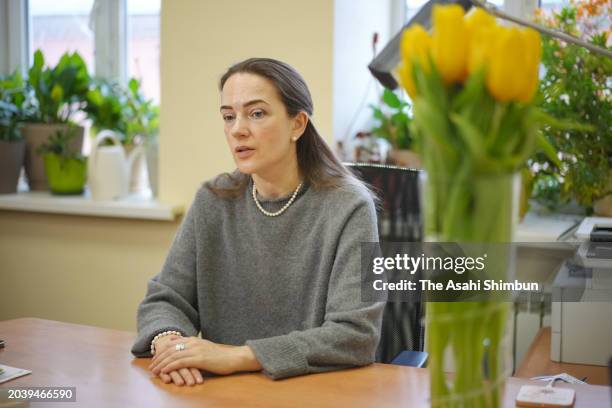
[345,162,428,368]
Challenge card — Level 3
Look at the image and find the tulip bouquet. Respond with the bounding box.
[397,5,558,407]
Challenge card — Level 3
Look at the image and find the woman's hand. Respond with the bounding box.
[151,334,203,386]
[149,336,261,377]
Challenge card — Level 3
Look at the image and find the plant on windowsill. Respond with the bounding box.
[84,77,159,196]
[528,0,612,216]
[36,126,87,195]
[84,77,159,146]
[0,71,29,194]
[369,88,421,168]
[22,49,90,191]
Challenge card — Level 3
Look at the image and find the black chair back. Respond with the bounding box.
[345,163,425,362]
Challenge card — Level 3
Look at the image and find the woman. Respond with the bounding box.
[131,58,383,386]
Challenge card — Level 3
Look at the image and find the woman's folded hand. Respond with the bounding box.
[149,336,261,377]
[150,334,204,386]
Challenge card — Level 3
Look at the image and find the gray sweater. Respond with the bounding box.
[131,175,384,380]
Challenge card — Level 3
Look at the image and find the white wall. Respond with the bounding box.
[160,0,335,205]
[332,0,397,146]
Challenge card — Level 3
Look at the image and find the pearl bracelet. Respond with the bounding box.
[150,330,182,355]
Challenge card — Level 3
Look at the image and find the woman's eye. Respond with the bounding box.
[251,110,265,119]
[222,114,235,122]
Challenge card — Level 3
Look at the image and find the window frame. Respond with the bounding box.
[0,0,130,83]
[403,0,539,22]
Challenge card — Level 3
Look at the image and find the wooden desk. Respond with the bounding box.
[516,327,610,386]
[0,319,610,407]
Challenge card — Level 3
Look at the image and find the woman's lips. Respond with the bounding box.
[235,147,255,159]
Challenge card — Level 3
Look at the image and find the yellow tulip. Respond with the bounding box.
[465,7,496,30]
[432,4,468,84]
[516,28,541,102]
[465,8,497,74]
[486,26,541,102]
[486,27,521,101]
[400,24,432,71]
[397,64,417,99]
[398,25,432,98]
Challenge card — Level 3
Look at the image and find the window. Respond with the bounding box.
[405,0,506,22]
[539,0,570,12]
[25,0,161,98]
[127,0,161,102]
[29,0,95,72]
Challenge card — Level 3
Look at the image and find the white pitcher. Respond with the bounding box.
[88,130,143,201]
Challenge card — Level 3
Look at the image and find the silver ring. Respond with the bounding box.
[175,343,186,351]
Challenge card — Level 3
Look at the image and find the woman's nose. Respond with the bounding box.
[230,117,249,138]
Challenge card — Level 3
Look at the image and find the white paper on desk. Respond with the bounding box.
[0,364,31,384]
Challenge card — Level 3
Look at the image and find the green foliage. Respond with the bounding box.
[27,50,90,123]
[84,78,128,137]
[84,77,159,145]
[0,71,30,141]
[36,126,83,162]
[124,78,159,145]
[10,49,159,146]
[369,88,413,149]
[531,3,612,208]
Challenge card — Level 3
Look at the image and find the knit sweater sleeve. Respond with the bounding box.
[245,194,385,380]
[131,194,201,357]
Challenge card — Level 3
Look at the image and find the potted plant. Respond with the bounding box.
[529,1,612,215]
[0,71,28,194]
[84,78,127,138]
[84,77,159,196]
[123,78,159,195]
[370,88,421,168]
[22,50,90,191]
[36,126,87,195]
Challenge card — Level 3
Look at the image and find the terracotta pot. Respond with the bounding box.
[21,123,84,191]
[0,139,26,194]
[593,194,612,217]
[389,149,422,169]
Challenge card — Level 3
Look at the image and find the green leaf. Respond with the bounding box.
[128,78,139,94]
[370,105,385,121]
[452,68,486,111]
[450,113,486,160]
[33,50,44,70]
[382,88,401,108]
[536,132,561,167]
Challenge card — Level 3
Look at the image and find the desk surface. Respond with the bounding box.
[516,327,610,386]
[0,318,610,408]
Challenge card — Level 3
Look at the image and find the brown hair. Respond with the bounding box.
[206,57,366,198]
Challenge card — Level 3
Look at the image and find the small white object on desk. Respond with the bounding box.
[516,383,576,407]
[0,364,31,384]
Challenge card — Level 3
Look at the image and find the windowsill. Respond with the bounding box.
[0,188,184,221]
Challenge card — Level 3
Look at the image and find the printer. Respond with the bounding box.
[551,217,612,366]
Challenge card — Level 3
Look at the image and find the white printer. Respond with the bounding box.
[551,217,612,366]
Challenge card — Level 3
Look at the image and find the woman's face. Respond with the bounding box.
[220,73,306,177]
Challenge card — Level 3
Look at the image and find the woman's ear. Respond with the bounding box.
[291,112,309,142]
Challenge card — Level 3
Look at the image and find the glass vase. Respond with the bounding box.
[420,171,519,408]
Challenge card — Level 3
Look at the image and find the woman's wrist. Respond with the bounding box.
[229,345,262,373]
[150,330,182,355]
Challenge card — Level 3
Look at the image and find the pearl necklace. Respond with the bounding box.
[252,181,303,217]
